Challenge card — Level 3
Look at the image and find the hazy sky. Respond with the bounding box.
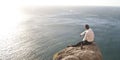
[0,0,120,7]
[25,0,120,6]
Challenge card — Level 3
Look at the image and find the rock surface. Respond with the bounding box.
[53,42,102,60]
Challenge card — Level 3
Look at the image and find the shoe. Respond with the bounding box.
[67,45,73,47]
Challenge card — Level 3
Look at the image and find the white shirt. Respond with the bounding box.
[80,28,94,42]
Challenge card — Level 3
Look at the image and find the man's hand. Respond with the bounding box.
[80,35,82,37]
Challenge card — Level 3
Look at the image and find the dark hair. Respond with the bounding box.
[85,24,90,29]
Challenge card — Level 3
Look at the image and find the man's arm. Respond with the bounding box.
[80,31,86,37]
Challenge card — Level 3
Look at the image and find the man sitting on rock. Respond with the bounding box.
[68,24,95,49]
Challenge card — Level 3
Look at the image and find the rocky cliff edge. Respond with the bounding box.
[53,42,102,60]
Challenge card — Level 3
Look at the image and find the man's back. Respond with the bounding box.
[85,28,94,42]
[81,28,94,42]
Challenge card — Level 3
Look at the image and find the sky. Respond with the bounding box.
[0,0,120,7]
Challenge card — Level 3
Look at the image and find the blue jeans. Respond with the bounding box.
[72,40,93,47]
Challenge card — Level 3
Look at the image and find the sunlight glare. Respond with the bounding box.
[0,0,24,36]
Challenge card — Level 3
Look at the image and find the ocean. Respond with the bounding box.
[0,6,120,60]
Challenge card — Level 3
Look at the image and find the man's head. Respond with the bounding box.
[85,24,90,30]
